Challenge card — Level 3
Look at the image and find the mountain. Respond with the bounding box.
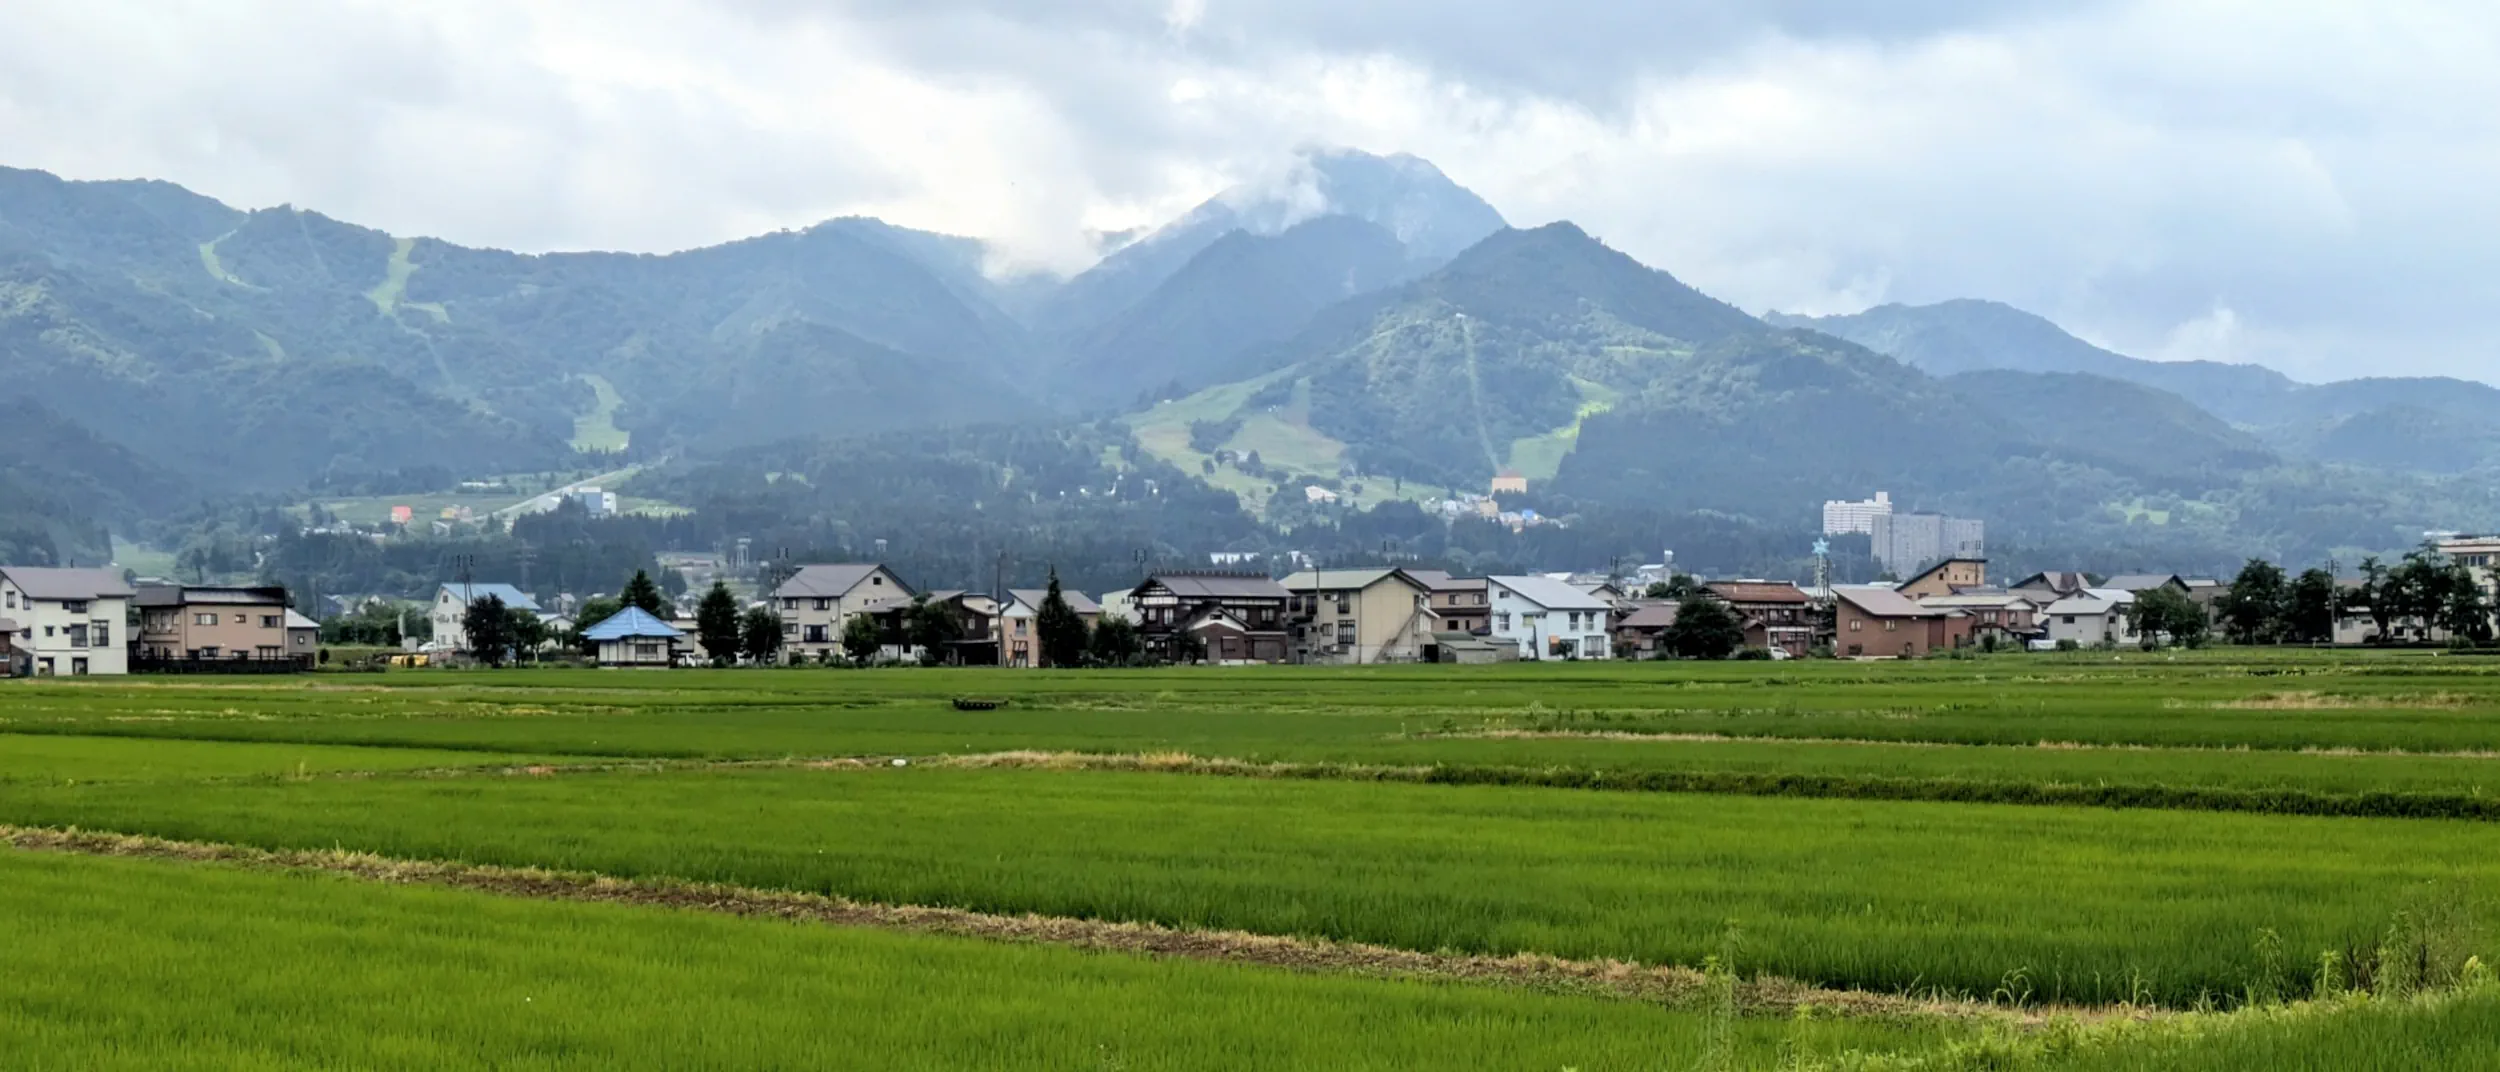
[1938,370,2279,483]
[0,165,1043,495]
[1058,216,1422,407]
[1777,300,2500,472]
[1031,149,1506,336]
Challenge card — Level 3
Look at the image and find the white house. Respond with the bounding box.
[430,583,543,653]
[2042,588,2139,647]
[0,566,135,676]
[1487,575,1615,660]
[578,607,684,667]
[772,564,913,663]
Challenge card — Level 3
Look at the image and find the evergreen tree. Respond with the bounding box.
[1089,617,1142,667]
[840,613,883,666]
[696,582,742,665]
[2285,568,2339,644]
[740,607,784,665]
[1035,569,1089,669]
[1661,594,1745,660]
[621,570,670,617]
[1644,573,1705,601]
[461,594,516,667]
[2218,559,2288,644]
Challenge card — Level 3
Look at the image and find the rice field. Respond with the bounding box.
[7,650,2500,1067]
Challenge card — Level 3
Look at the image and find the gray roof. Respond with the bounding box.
[285,610,320,630]
[0,618,17,634]
[0,567,135,601]
[1404,569,1486,593]
[1009,588,1102,615]
[2012,571,2092,595]
[1146,573,1291,600]
[437,583,541,613]
[1490,575,1615,611]
[1833,584,1944,618]
[774,564,902,600]
[1279,568,1426,593]
[1615,602,1680,629]
[2102,574,2186,592]
[135,584,288,608]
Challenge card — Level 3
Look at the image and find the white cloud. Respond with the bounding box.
[0,0,2495,379]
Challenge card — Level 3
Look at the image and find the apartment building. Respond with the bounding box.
[0,567,133,676]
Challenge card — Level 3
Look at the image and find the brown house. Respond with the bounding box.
[1832,584,1971,658]
[1703,581,1816,657]
[1894,559,1987,599]
[1917,592,2043,645]
[1406,570,1490,634]
[1130,573,1292,664]
[135,584,304,664]
[1612,601,1678,658]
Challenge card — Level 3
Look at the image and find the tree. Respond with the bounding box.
[2125,586,2209,650]
[1089,617,1142,667]
[1644,573,1703,601]
[574,595,622,654]
[509,610,549,663]
[2440,562,2493,645]
[1035,569,1089,669]
[2217,559,2288,644]
[740,608,784,665]
[621,570,671,618]
[2354,556,2396,642]
[2284,568,2339,644]
[905,595,963,667]
[462,594,516,667]
[695,582,742,665]
[840,613,883,667]
[1661,594,1745,660]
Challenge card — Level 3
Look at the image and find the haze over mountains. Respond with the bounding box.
[4,147,2498,573]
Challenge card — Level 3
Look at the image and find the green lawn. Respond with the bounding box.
[570,373,630,453]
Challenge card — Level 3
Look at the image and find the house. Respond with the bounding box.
[1612,600,1678,658]
[1097,589,1140,625]
[431,583,543,653]
[1487,576,1614,660]
[1490,470,1528,495]
[2042,589,2140,647]
[1916,591,2043,646]
[998,589,1103,668]
[2011,572,2094,600]
[579,607,685,667]
[135,584,301,665]
[1704,581,1817,657]
[2183,578,2228,624]
[1406,570,1490,634]
[1129,573,1293,664]
[1573,580,1632,604]
[286,610,321,660]
[1832,584,1968,658]
[1281,568,1439,665]
[0,567,134,676]
[2102,574,2191,597]
[1893,558,1987,600]
[772,564,913,663]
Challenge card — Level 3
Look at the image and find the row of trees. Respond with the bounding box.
[2209,546,2493,647]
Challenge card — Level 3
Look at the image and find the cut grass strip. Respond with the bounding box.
[0,841,1982,1071]
[3,765,2490,1007]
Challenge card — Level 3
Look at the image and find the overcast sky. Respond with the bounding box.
[4,0,2495,382]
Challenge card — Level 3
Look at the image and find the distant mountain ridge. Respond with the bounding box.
[1773,301,2500,470]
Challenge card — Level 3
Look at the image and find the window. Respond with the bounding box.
[295,634,310,648]
[1496,613,1511,630]
[803,625,830,644]
[2062,615,2076,625]
[1849,619,1863,632]
[64,601,87,615]
[91,622,108,649]
[71,658,87,676]
[257,646,282,659]
[1883,620,1898,632]
[814,599,832,612]
[198,647,220,658]
[262,615,283,629]
[195,613,217,627]
[782,622,798,638]
[782,599,799,611]
[871,576,884,586]
[3,591,12,608]
[634,643,660,658]
[65,625,88,649]
[233,613,250,625]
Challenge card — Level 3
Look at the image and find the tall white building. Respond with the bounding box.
[1822,492,1893,535]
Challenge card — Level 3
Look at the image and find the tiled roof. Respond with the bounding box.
[0,567,135,601]
[1615,602,1680,629]
[1704,581,1810,604]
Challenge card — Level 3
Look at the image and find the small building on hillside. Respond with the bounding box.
[431,583,543,653]
[1281,568,1439,665]
[1832,584,1967,659]
[1488,576,1614,660]
[1490,470,1529,495]
[1406,570,1490,635]
[1893,558,1988,600]
[0,567,135,676]
[580,607,685,668]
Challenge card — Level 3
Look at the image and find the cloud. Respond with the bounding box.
[0,0,2494,380]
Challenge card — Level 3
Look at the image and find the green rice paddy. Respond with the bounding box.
[7,650,2500,1067]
